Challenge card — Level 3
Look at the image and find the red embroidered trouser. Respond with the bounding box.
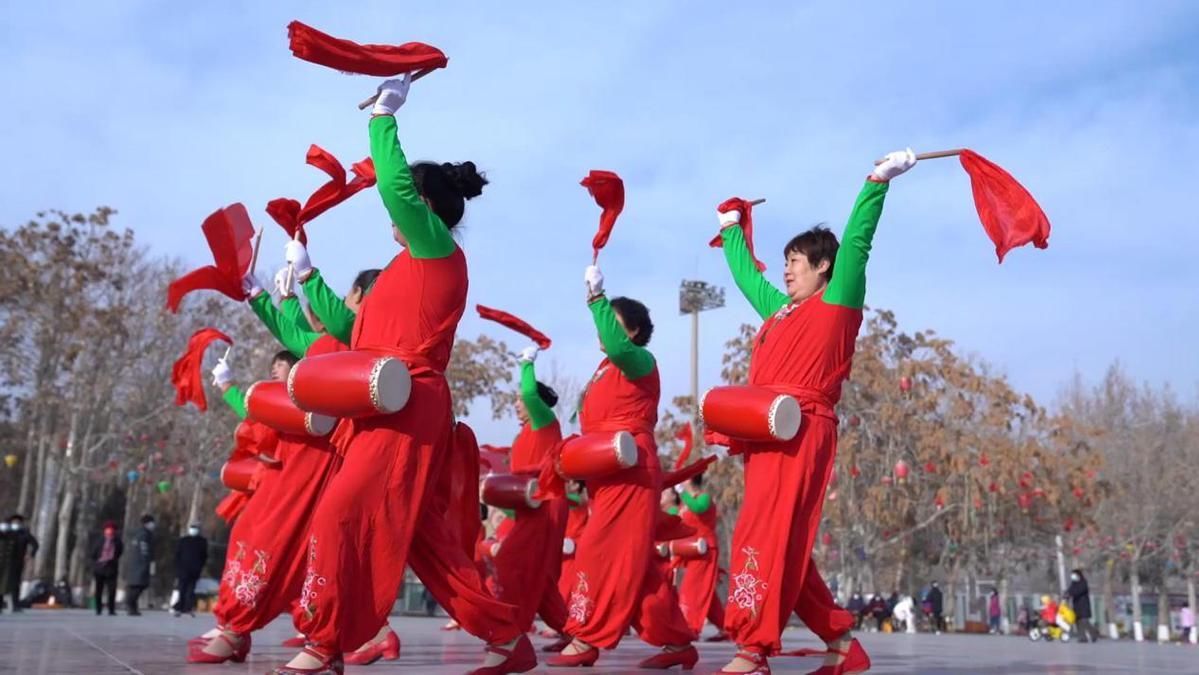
[562,462,695,649]
[493,498,569,632]
[679,549,725,634]
[724,417,851,654]
[294,386,520,653]
[215,444,340,634]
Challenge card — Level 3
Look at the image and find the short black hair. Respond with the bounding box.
[353,268,381,295]
[272,350,299,367]
[140,514,155,524]
[536,381,559,408]
[8,514,24,522]
[609,296,654,346]
[689,474,704,488]
[783,225,839,283]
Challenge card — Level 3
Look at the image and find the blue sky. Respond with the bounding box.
[2,2,1197,444]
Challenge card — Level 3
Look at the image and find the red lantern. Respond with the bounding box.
[979,452,990,467]
[152,451,164,461]
[821,532,833,546]
[849,465,861,478]
[1033,487,1045,499]
[107,459,119,470]
[934,494,945,510]
[894,460,909,482]
[1072,486,1085,499]
[881,476,893,486]
[1019,472,1033,489]
[1064,517,1074,532]
[1072,546,1082,556]
[899,376,912,393]
[924,461,937,474]
[988,482,999,493]
[1017,493,1032,511]
[973,496,983,510]
[137,462,147,472]
[848,415,861,428]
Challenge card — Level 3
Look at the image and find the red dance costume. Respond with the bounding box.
[678,494,726,635]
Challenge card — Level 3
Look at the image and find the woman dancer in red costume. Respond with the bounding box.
[547,266,697,670]
[277,75,529,675]
[714,150,917,675]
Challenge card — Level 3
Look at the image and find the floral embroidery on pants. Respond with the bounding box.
[299,536,327,620]
[730,546,767,616]
[567,571,593,624]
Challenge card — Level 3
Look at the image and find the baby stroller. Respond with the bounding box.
[1028,595,1074,642]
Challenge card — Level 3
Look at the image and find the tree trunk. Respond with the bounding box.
[1103,558,1118,639]
[53,476,76,581]
[1156,585,1170,643]
[1187,577,1197,645]
[16,424,38,515]
[68,480,95,591]
[1130,564,1144,642]
[186,481,203,527]
[998,576,1010,634]
[31,452,61,579]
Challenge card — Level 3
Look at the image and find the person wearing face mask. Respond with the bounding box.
[174,524,209,617]
[1065,569,1097,642]
[5,515,38,612]
[126,515,157,615]
[91,521,124,616]
[711,150,918,674]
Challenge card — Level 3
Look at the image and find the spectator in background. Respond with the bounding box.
[847,591,865,630]
[867,592,889,632]
[927,581,945,634]
[1179,604,1194,644]
[1066,569,1098,642]
[892,595,916,634]
[125,514,156,615]
[988,589,1002,634]
[0,520,11,613]
[173,523,208,617]
[5,514,38,612]
[90,521,123,616]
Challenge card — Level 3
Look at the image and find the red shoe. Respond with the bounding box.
[269,646,345,674]
[546,644,600,667]
[714,651,770,675]
[803,639,870,675]
[638,645,699,670]
[281,635,307,648]
[187,632,251,664]
[467,634,537,675]
[542,634,573,653]
[344,630,401,666]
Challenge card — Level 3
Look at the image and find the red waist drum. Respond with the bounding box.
[476,537,501,560]
[245,380,336,437]
[220,456,260,493]
[481,473,541,511]
[700,385,801,442]
[668,538,709,560]
[557,431,638,480]
[288,350,412,418]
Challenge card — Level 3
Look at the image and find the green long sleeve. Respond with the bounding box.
[566,493,583,506]
[280,296,313,333]
[248,293,319,358]
[588,295,655,379]
[368,115,455,259]
[822,180,888,309]
[520,361,556,430]
[721,226,790,320]
[680,491,712,514]
[222,385,247,420]
[300,269,354,345]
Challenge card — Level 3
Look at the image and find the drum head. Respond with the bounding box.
[306,413,337,436]
[562,538,576,556]
[524,477,543,509]
[695,538,709,555]
[769,396,803,440]
[373,358,412,413]
[613,431,637,468]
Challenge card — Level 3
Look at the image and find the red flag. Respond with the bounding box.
[287,21,448,76]
[170,328,232,412]
[476,305,552,349]
[959,150,1051,263]
[267,146,376,244]
[673,424,694,470]
[709,197,766,272]
[580,170,625,262]
[165,204,255,312]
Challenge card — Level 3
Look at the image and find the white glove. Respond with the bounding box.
[872,148,917,182]
[273,268,296,298]
[241,272,264,298]
[717,207,741,229]
[372,74,412,116]
[518,345,539,363]
[284,240,312,280]
[584,265,604,299]
[211,357,232,386]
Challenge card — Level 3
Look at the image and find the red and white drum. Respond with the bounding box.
[288,350,411,418]
[668,538,710,560]
[221,456,260,493]
[562,537,576,557]
[245,380,336,437]
[476,537,501,560]
[481,473,542,511]
[701,385,802,442]
[557,431,638,480]
[655,542,671,559]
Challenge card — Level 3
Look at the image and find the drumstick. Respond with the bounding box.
[248,227,265,276]
[873,149,964,165]
[222,345,231,361]
[748,198,766,206]
[283,228,300,296]
[357,68,436,111]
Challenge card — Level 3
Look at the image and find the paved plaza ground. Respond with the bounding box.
[1,610,1195,674]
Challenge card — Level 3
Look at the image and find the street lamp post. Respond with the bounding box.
[679,280,726,438]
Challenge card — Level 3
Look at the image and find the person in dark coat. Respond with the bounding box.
[91,521,123,616]
[847,591,865,630]
[867,592,890,631]
[0,521,12,613]
[927,581,945,633]
[125,515,156,615]
[172,523,208,616]
[6,514,38,612]
[1066,569,1098,642]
